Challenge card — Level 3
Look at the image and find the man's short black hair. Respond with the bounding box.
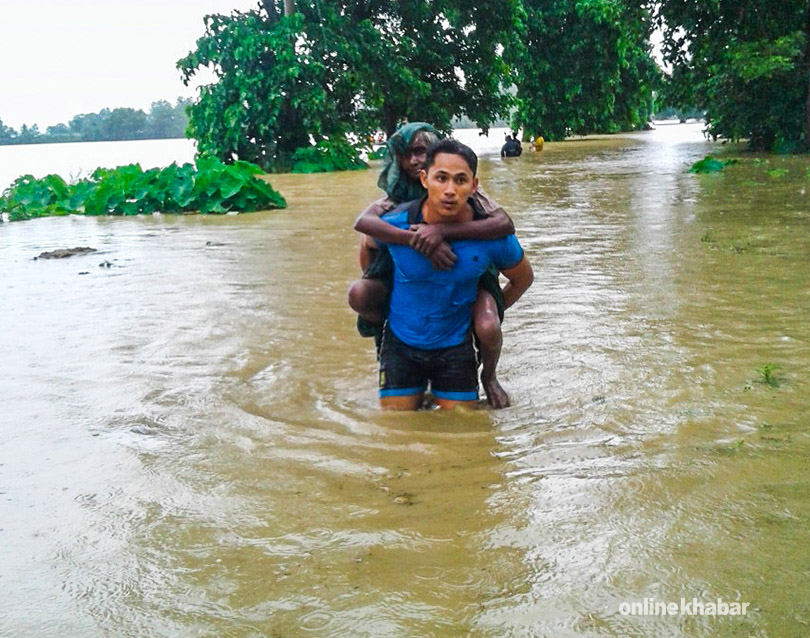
[424,138,478,176]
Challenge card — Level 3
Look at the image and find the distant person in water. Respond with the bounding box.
[348,122,516,408]
[369,139,533,410]
[501,135,523,158]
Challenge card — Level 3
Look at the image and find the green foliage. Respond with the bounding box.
[178,1,521,171]
[767,168,788,178]
[728,33,805,82]
[354,0,523,135]
[367,147,387,161]
[755,363,782,387]
[507,0,659,140]
[179,11,340,170]
[688,156,738,174]
[0,157,285,222]
[291,137,368,173]
[0,174,73,220]
[656,1,809,151]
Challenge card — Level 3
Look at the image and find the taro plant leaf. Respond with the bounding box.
[219,172,245,199]
[2,158,285,220]
[170,173,196,208]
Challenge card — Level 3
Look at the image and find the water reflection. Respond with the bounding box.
[1,124,809,637]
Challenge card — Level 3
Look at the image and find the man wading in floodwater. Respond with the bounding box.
[348,123,518,407]
[355,139,533,410]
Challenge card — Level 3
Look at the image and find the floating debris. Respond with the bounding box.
[35,246,97,260]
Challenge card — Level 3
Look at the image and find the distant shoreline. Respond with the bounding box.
[0,135,189,148]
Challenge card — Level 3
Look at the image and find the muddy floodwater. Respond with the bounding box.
[1,124,809,637]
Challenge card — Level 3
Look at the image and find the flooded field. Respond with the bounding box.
[1,123,808,637]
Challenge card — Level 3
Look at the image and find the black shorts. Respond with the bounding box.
[378,324,479,401]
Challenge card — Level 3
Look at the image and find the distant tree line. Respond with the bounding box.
[0,98,192,146]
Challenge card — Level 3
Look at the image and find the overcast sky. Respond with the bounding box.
[0,0,261,130]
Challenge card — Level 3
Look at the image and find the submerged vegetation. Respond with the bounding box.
[688,156,810,177]
[755,363,783,387]
[0,157,285,222]
[688,156,738,174]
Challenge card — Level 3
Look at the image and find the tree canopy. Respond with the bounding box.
[655,0,810,150]
[178,0,522,171]
[509,0,659,141]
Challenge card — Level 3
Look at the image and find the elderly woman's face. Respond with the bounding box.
[399,132,431,181]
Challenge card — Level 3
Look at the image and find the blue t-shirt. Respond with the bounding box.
[381,202,524,350]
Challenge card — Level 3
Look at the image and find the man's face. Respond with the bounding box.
[399,134,430,181]
[420,152,478,219]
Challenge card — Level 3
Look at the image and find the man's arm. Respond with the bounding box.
[501,257,533,309]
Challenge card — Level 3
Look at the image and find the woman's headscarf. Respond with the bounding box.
[377,122,439,203]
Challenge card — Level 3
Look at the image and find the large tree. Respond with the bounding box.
[509,0,659,141]
[178,0,520,170]
[349,0,523,135]
[656,0,810,150]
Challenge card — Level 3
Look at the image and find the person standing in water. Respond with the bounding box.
[348,122,517,408]
[370,139,533,410]
[501,135,523,157]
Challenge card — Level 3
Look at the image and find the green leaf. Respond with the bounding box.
[689,156,733,173]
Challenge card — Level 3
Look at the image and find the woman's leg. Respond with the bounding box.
[347,278,388,326]
[473,290,510,408]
